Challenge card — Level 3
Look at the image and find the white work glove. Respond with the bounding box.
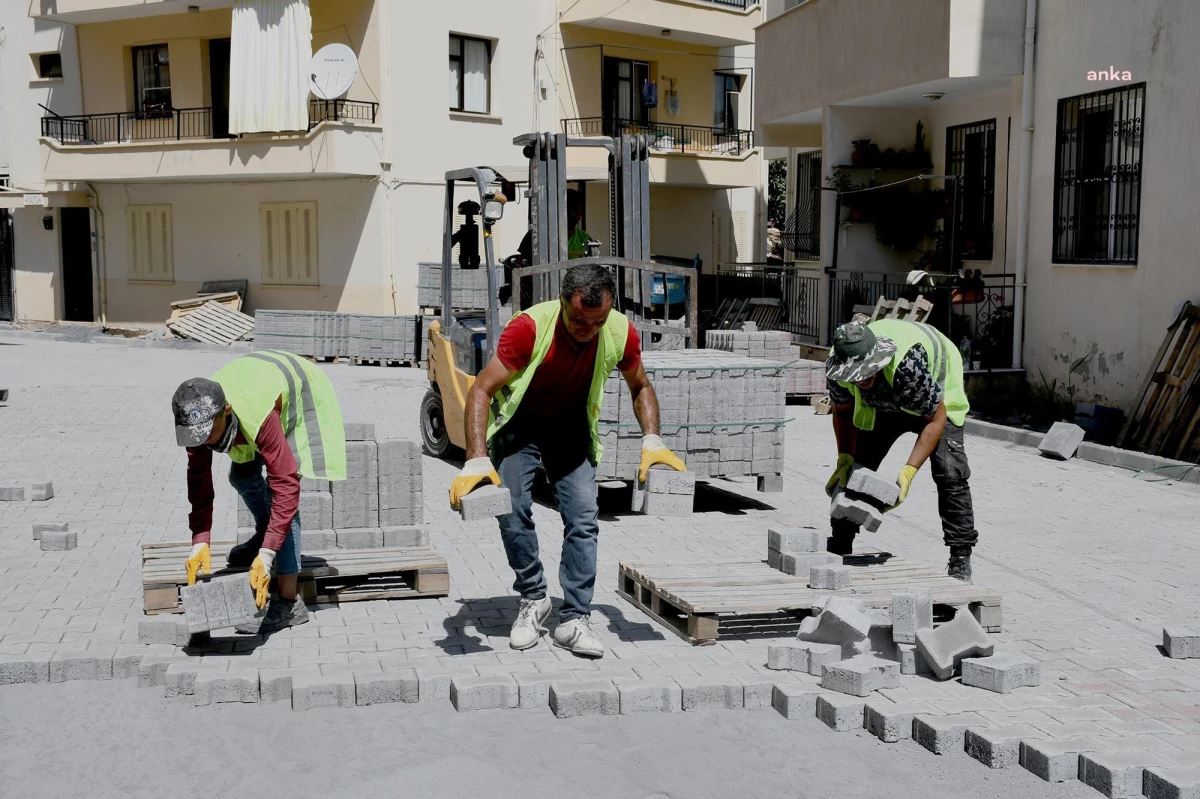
[638,434,687,482]
[449,457,502,510]
[249,548,277,609]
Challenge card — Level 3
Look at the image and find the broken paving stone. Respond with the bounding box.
[915,609,995,680]
[1038,421,1086,460]
[961,652,1041,693]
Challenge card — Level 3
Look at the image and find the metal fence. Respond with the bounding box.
[701,0,760,7]
[41,99,379,145]
[713,264,821,341]
[826,270,1018,369]
[563,117,753,156]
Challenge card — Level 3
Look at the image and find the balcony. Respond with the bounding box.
[564,117,753,157]
[558,0,760,46]
[29,0,235,24]
[38,100,382,183]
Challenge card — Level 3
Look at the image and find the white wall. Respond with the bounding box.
[1022,0,1200,408]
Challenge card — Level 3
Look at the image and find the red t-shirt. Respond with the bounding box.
[496,312,641,422]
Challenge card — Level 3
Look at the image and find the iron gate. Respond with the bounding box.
[0,209,15,322]
[781,150,821,260]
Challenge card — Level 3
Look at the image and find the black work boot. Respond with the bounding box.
[227,530,265,568]
[827,532,856,557]
[947,548,973,583]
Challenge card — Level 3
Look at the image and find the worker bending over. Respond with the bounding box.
[824,320,977,582]
[172,351,346,633]
[451,263,685,657]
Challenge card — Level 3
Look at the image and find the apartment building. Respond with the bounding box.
[0,0,764,329]
[756,0,1200,409]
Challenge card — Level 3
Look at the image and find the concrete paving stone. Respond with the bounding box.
[1144,767,1200,799]
[767,644,809,672]
[897,643,933,676]
[451,674,519,711]
[514,671,577,709]
[549,680,619,718]
[808,564,851,590]
[31,521,68,540]
[798,597,871,650]
[343,422,376,441]
[892,589,934,645]
[49,648,114,682]
[137,656,188,688]
[0,654,51,684]
[816,693,866,732]
[864,699,934,743]
[738,674,784,709]
[803,642,845,675]
[1038,422,1087,460]
[112,646,159,679]
[354,670,419,705]
[821,654,901,696]
[965,725,1041,769]
[163,663,200,697]
[1020,737,1111,783]
[292,671,357,711]
[415,666,479,702]
[137,616,189,647]
[335,527,385,549]
[194,668,260,705]
[913,713,990,755]
[767,527,823,554]
[962,652,1042,693]
[618,678,683,714]
[779,552,841,578]
[0,485,26,501]
[1080,750,1171,798]
[40,531,77,551]
[30,480,54,501]
[459,485,512,521]
[772,684,821,720]
[258,667,319,705]
[299,528,337,551]
[829,486,882,532]
[381,525,428,548]
[1165,628,1200,660]
[846,466,899,507]
[642,492,693,516]
[644,468,695,496]
[675,675,744,711]
[916,610,995,680]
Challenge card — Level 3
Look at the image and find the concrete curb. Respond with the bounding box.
[964,418,1200,484]
[0,327,253,354]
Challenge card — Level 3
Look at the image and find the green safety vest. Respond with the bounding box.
[212,350,347,480]
[568,227,591,259]
[837,319,970,431]
[486,300,630,463]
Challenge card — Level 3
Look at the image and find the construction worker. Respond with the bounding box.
[172,351,346,634]
[450,263,685,657]
[507,188,592,307]
[823,319,977,582]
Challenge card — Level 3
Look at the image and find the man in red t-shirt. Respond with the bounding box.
[449,264,685,658]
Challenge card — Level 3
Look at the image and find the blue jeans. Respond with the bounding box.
[228,455,302,576]
[492,422,599,622]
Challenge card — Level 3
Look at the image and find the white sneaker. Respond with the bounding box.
[552,615,605,658]
[509,596,552,650]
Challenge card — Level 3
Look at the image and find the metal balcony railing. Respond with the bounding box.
[40,99,379,145]
[700,0,760,8]
[563,117,754,156]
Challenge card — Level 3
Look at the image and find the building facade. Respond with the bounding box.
[0,0,764,329]
[756,0,1200,409]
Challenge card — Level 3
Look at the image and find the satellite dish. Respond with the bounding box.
[309,43,358,100]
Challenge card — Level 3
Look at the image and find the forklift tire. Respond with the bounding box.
[420,389,455,458]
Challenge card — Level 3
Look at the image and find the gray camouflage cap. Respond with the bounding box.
[826,321,897,383]
[171,378,226,447]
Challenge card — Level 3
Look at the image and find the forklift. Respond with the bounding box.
[420,132,698,458]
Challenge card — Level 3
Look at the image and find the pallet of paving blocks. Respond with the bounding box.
[417,261,496,310]
[253,309,433,365]
[704,329,827,400]
[595,349,787,491]
[140,542,449,614]
[616,552,1001,645]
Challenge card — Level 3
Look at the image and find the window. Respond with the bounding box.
[714,73,744,131]
[449,35,491,114]
[33,53,63,79]
[946,119,997,261]
[260,202,318,286]
[125,205,174,282]
[602,57,650,135]
[1053,83,1145,264]
[784,150,822,261]
[133,44,171,117]
[712,210,748,266]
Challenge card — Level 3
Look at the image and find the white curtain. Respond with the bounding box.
[229,0,312,134]
[463,39,489,113]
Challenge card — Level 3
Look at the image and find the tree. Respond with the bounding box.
[768,158,787,228]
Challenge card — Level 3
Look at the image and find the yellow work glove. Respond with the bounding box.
[638,434,687,482]
[449,457,502,510]
[891,464,920,510]
[186,542,211,586]
[249,548,276,610]
[825,453,854,497]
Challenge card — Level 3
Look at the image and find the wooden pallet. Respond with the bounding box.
[351,357,422,368]
[1119,302,1200,460]
[141,541,449,614]
[166,300,255,345]
[617,552,1001,645]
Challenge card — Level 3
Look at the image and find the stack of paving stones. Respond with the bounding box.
[595,349,785,484]
[1,480,54,502]
[416,261,496,310]
[179,574,261,634]
[237,424,425,550]
[829,465,896,533]
[766,527,839,578]
[254,310,434,364]
[704,329,827,396]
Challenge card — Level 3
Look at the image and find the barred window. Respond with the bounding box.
[1053,83,1145,265]
[946,119,996,261]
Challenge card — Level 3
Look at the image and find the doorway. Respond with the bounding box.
[209,38,231,138]
[602,57,650,136]
[60,208,94,323]
[0,209,14,322]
